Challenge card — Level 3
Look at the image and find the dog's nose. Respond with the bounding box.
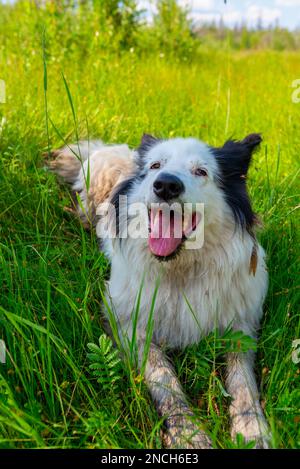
[153,173,184,200]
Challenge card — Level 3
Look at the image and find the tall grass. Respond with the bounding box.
[0,2,299,449]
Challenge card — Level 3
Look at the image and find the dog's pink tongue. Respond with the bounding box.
[149,211,182,257]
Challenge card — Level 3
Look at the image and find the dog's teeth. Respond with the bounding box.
[153,209,160,225]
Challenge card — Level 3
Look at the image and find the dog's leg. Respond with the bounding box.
[226,351,270,448]
[141,342,212,449]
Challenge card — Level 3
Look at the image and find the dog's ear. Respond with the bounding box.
[212,134,262,231]
[241,133,262,149]
[137,133,160,157]
[217,133,262,176]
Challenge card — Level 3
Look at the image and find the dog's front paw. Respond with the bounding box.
[162,414,212,449]
[231,411,270,449]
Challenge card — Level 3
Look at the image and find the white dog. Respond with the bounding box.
[49,133,269,448]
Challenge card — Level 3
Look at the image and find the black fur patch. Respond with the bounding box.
[136,134,162,170]
[110,174,144,237]
[212,133,262,231]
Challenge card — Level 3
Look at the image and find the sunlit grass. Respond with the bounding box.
[0,7,299,449]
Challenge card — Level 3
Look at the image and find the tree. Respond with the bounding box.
[153,0,194,58]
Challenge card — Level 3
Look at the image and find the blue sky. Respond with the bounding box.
[139,1,300,30]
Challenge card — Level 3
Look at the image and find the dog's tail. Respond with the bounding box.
[46,140,136,226]
[46,140,105,183]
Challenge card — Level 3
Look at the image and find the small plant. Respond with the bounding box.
[214,327,258,354]
[227,433,256,449]
[87,334,122,393]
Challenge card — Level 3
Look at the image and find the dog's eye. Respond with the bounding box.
[194,168,208,177]
[150,162,161,170]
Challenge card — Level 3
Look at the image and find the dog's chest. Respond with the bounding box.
[106,239,267,349]
[108,261,241,348]
[149,271,235,347]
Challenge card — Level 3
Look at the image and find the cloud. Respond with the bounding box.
[276,0,300,6]
[191,4,282,27]
[191,9,242,26]
[191,11,220,23]
[139,0,216,13]
[180,0,215,9]
[137,0,157,20]
[246,5,281,26]
[138,0,156,12]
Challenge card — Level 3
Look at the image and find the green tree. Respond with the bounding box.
[153,0,195,58]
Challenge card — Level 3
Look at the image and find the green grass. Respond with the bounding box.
[0,8,300,449]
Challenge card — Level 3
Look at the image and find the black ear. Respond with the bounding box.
[212,134,262,231]
[137,133,161,157]
[241,133,262,149]
[219,133,262,176]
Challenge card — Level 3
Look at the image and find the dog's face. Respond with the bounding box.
[132,137,223,258]
[111,133,262,261]
[135,137,219,206]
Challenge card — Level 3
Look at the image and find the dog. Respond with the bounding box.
[48,133,270,449]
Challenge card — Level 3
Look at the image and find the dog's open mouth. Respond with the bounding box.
[148,207,200,258]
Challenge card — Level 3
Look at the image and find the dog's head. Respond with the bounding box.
[111,133,262,261]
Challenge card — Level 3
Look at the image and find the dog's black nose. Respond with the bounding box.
[153,173,184,200]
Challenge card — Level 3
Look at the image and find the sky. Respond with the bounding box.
[138,0,300,30]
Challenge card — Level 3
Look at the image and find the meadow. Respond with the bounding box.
[0,1,299,449]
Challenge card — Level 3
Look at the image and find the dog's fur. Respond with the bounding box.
[49,133,270,448]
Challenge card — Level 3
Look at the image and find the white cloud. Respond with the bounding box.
[223,10,244,25]
[246,5,281,26]
[191,9,243,26]
[137,0,157,20]
[191,4,282,27]
[191,11,220,23]
[180,0,215,9]
[138,0,155,12]
[276,0,300,6]
[140,0,216,12]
